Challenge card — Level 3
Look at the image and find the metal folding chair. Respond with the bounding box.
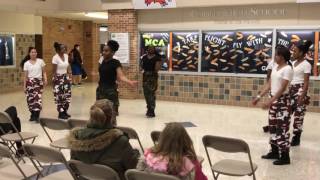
[117,126,144,153]
[0,143,39,180]
[23,143,76,180]
[126,169,180,180]
[0,111,38,162]
[202,135,258,180]
[69,159,121,180]
[39,117,70,149]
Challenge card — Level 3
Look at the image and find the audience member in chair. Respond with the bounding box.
[137,122,207,180]
[68,99,139,180]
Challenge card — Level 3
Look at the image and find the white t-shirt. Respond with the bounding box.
[270,64,293,96]
[291,60,312,85]
[266,60,274,71]
[23,59,46,79]
[52,54,69,74]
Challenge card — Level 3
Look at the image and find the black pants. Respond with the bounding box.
[0,106,22,150]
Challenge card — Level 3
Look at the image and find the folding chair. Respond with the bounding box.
[202,135,257,180]
[125,169,180,180]
[150,130,205,164]
[68,119,87,129]
[0,111,38,162]
[39,118,70,149]
[68,159,121,180]
[117,126,144,153]
[23,143,76,180]
[0,144,39,180]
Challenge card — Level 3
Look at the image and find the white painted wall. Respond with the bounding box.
[138,3,320,30]
[0,12,42,34]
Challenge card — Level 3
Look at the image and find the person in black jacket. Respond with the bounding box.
[0,106,24,156]
[69,44,83,86]
[68,99,139,180]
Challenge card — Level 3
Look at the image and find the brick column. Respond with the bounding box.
[107,9,139,99]
[83,21,100,82]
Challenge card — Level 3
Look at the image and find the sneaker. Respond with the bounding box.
[58,112,69,120]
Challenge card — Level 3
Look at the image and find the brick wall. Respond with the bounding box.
[42,17,85,80]
[137,74,320,113]
[0,34,35,93]
[107,9,139,99]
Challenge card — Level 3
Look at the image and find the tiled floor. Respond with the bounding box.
[0,83,319,180]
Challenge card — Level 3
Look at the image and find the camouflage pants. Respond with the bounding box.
[25,78,44,112]
[268,94,292,153]
[96,86,118,125]
[289,84,310,136]
[143,72,158,110]
[53,74,71,112]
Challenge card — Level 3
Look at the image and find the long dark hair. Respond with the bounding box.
[20,47,36,69]
[54,42,62,53]
[296,40,312,55]
[276,45,292,66]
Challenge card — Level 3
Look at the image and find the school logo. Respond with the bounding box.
[133,0,176,9]
[145,0,168,7]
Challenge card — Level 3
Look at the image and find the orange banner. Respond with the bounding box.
[169,32,173,71]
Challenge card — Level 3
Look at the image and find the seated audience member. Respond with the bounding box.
[0,106,24,156]
[68,99,139,180]
[137,122,207,180]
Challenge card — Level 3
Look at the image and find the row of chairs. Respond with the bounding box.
[0,143,182,180]
[1,112,257,180]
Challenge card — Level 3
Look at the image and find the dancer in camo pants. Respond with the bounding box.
[53,74,71,114]
[23,47,47,122]
[289,40,312,146]
[52,42,72,119]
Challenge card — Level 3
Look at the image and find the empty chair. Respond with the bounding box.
[202,135,257,180]
[68,159,120,180]
[117,126,144,153]
[68,119,87,128]
[0,144,39,180]
[0,112,38,157]
[39,117,70,149]
[23,143,76,180]
[150,130,205,164]
[125,169,180,180]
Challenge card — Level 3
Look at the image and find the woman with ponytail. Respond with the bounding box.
[68,99,139,180]
[52,42,72,120]
[252,45,293,165]
[290,40,313,146]
[23,47,47,122]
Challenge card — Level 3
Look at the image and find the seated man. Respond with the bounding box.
[68,99,139,180]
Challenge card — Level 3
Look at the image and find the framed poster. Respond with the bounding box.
[234,31,273,74]
[140,32,170,70]
[171,32,199,71]
[276,30,315,74]
[110,33,130,64]
[202,31,235,73]
[0,34,15,67]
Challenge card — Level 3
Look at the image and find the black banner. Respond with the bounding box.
[140,32,170,70]
[234,31,273,74]
[202,31,235,73]
[172,32,199,71]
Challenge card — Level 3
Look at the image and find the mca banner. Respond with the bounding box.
[133,0,177,9]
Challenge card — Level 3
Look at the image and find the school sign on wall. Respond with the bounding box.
[133,0,176,9]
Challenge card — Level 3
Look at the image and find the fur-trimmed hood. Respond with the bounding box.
[68,127,124,152]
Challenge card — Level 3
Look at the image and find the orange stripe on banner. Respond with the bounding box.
[314,32,319,76]
[169,32,173,71]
